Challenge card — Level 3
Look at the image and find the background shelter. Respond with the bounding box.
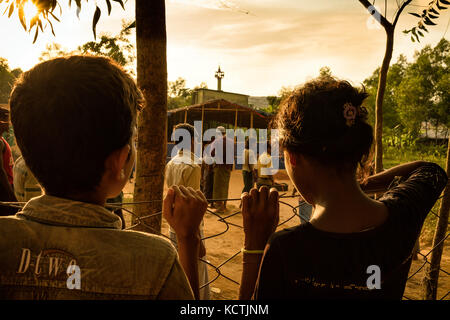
[166,99,282,169]
[167,98,272,137]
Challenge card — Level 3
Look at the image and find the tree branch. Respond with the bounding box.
[359,0,392,30]
[393,0,412,28]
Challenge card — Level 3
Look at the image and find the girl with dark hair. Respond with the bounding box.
[239,78,448,300]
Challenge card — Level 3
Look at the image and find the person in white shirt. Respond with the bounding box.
[256,143,275,188]
[242,138,257,193]
[165,123,211,300]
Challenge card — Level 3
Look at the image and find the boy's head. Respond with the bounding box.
[0,107,10,135]
[174,123,197,151]
[9,55,143,200]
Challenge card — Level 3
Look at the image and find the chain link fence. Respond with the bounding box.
[0,193,447,300]
[111,193,449,300]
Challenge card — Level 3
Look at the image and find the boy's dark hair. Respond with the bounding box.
[174,123,196,138]
[173,123,198,144]
[273,77,373,177]
[9,55,143,197]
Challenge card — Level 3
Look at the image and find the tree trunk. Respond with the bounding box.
[133,0,167,233]
[423,138,450,300]
[374,27,394,173]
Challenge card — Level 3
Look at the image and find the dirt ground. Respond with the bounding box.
[123,170,449,300]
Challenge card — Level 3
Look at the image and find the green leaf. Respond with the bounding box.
[418,23,429,32]
[48,19,55,36]
[33,27,39,44]
[409,12,421,18]
[427,14,439,19]
[49,11,60,22]
[436,2,447,10]
[7,2,14,18]
[113,0,125,10]
[106,0,112,15]
[424,17,437,25]
[30,16,38,29]
[18,5,26,31]
[430,8,439,15]
[92,6,101,40]
[124,20,135,30]
[75,0,82,18]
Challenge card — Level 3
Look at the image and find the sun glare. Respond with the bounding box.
[23,1,39,25]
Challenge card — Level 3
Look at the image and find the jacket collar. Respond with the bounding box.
[16,195,122,229]
[175,150,201,164]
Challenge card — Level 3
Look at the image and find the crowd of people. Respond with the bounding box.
[0,55,447,300]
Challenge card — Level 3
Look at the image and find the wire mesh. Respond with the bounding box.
[110,193,449,300]
[1,193,448,300]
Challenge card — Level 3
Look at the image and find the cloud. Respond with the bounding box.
[169,0,249,13]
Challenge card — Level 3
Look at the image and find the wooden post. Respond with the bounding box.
[423,138,450,300]
[133,0,167,234]
[250,112,254,129]
[233,108,238,170]
[201,105,205,136]
[184,109,187,123]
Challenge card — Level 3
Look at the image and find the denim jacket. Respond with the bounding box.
[0,195,194,300]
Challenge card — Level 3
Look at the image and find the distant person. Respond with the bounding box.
[13,155,42,202]
[239,77,448,300]
[0,107,14,187]
[211,126,233,213]
[0,55,204,299]
[0,107,17,216]
[256,143,274,189]
[242,138,257,193]
[201,136,215,206]
[165,123,211,300]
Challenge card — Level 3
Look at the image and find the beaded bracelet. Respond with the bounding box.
[241,248,264,254]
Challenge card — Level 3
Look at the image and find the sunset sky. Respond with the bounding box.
[0,0,449,96]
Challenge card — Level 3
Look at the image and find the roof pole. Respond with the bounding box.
[201,105,205,137]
